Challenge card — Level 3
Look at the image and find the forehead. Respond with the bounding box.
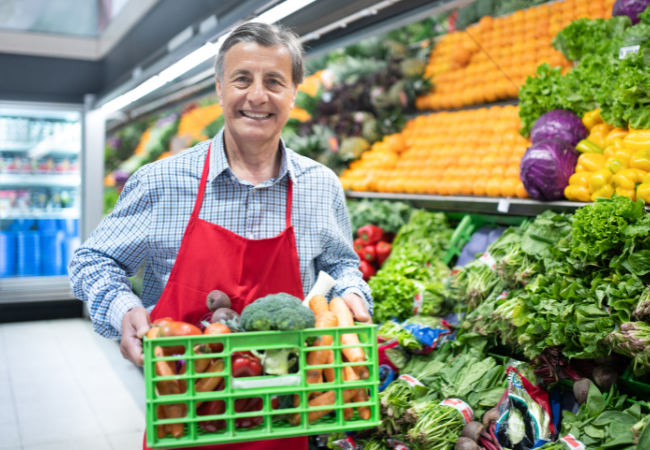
[223,41,292,74]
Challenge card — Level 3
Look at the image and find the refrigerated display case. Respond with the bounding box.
[0,102,83,302]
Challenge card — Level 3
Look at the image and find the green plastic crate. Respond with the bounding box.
[144,323,380,448]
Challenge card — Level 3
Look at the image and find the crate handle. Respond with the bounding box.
[232,375,301,390]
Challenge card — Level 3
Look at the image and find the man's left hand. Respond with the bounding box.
[343,293,372,324]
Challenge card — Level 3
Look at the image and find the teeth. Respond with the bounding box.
[242,111,270,119]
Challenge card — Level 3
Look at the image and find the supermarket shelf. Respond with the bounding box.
[0,142,79,157]
[0,275,75,303]
[346,191,587,216]
[0,173,81,187]
[0,209,79,220]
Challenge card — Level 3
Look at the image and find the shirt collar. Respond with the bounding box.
[207,128,298,186]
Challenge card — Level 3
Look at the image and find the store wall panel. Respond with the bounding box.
[0,53,102,103]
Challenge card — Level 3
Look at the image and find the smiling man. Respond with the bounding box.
[69,22,372,450]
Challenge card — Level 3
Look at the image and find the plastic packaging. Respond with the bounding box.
[495,364,554,450]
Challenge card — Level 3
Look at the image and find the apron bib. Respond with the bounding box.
[144,143,307,450]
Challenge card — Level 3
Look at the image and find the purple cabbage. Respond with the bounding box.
[112,169,131,185]
[613,0,650,24]
[530,110,588,146]
[520,139,579,201]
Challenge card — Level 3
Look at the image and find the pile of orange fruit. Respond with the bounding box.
[416,0,615,110]
[340,105,532,198]
[177,103,223,142]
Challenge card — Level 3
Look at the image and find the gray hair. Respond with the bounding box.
[214,22,304,87]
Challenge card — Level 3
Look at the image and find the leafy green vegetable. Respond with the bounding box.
[552,16,632,62]
[518,64,568,137]
[347,199,413,235]
[378,320,422,350]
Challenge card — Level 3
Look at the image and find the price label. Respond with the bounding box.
[440,398,474,424]
[479,252,497,271]
[387,439,410,450]
[413,292,424,315]
[399,374,424,388]
[560,434,586,450]
[620,45,640,59]
[497,198,510,213]
[497,290,509,301]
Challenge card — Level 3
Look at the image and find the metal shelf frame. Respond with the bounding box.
[346,191,587,216]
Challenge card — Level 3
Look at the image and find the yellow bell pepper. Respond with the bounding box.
[630,149,650,172]
[589,168,614,193]
[565,185,591,202]
[623,129,650,152]
[608,148,636,173]
[575,163,590,173]
[576,139,604,154]
[591,184,615,201]
[587,130,608,150]
[636,176,650,203]
[582,108,603,131]
[615,187,636,201]
[605,128,629,147]
[568,172,591,188]
[612,168,648,190]
[577,153,607,172]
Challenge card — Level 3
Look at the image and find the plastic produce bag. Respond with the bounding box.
[456,226,507,267]
[496,364,554,449]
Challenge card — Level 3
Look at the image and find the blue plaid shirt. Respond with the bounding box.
[70,129,372,339]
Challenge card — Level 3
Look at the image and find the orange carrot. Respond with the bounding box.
[156,405,169,438]
[329,298,368,378]
[353,389,371,420]
[193,344,212,374]
[307,312,339,384]
[341,363,357,421]
[324,351,335,383]
[153,346,185,438]
[309,295,330,316]
[195,359,225,398]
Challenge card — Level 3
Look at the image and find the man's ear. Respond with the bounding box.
[289,85,298,110]
[215,76,223,103]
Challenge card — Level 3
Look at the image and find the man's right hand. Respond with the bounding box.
[120,306,151,366]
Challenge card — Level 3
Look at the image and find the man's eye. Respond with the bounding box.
[236,76,248,82]
[268,79,280,85]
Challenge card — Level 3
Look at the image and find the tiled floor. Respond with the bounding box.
[0,318,146,450]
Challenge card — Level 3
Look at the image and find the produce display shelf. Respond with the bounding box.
[346,191,586,216]
[0,173,81,187]
[408,99,520,118]
[0,209,79,220]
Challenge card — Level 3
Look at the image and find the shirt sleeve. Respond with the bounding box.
[315,177,373,315]
[68,166,153,339]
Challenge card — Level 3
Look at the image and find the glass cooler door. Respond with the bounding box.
[0,102,82,302]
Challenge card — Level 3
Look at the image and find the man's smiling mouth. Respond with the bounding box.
[240,110,273,119]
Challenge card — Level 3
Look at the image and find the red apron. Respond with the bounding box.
[144,143,307,450]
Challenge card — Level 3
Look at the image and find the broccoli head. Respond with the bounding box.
[240,293,316,331]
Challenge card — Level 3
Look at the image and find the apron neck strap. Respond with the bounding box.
[191,142,212,219]
[192,142,294,230]
[286,179,293,229]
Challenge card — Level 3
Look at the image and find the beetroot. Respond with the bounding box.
[207,290,231,312]
[574,378,591,404]
[593,366,618,391]
[462,422,485,443]
[456,437,480,450]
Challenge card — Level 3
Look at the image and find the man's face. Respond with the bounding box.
[216,41,297,145]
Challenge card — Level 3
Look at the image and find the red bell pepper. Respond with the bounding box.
[375,241,391,266]
[359,260,376,281]
[362,245,376,263]
[353,238,366,258]
[232,351,263,378]
[358,225,384,245]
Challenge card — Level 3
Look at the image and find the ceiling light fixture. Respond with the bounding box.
[102,0,318,114]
